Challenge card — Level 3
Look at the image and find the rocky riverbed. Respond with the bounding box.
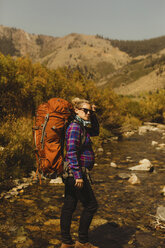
[0,123,165,248]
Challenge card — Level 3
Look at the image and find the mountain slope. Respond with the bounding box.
[40,33,130,70]
[1,25,165,96]
[0,25,59,59]
[106,51,165,95]
[113,66,165,95]
[0,25,130,73]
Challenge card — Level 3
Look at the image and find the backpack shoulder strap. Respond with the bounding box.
[72,119,86,148]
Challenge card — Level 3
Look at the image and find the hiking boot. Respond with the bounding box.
[75,241,99,248]
[60,243,75,248]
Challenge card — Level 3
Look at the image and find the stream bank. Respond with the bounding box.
[0,123,165,248]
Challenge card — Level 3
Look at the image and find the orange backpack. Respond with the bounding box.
[33,98,74,182]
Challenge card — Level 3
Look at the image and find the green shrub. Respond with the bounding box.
[122,115,142,131]
[0,117,35,180]
[140,90,165,122]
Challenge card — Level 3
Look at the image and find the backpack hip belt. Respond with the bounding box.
[62,163,93,184]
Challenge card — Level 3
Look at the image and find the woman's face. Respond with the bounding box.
[75,103,92,121]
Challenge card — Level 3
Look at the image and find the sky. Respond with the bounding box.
[0,0,165,40]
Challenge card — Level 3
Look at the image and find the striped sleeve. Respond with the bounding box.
[65,122,82,179]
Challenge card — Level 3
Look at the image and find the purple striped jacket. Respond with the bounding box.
[65,119,99,179]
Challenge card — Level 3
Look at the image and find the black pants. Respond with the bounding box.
[60,176,98,244]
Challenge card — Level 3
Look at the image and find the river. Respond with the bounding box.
[0,126,165,248]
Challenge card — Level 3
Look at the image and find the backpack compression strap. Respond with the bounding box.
[41,113,49,149]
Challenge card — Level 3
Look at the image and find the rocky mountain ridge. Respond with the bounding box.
[1,25,165,95]
[0,25,130,69]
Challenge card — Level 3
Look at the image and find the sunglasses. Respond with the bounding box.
[80,108,93,114]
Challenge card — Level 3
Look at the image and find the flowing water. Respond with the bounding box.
[0,130,165,248]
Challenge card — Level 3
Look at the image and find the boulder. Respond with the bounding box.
[158,143,165,148]
[139,125,159,135]
[20,183,30,189]
[117,173,131,179]
[97,147,104,153]
[151,141,158,146]
[11,187,18,192]
[156,206,165,222]
[156,147,162,150]
[106,151,111,155]
[126,156,134,162]
[128,173,141,185]
[17,185,24,190]
[143,122,156,126]
[0,146,4,151]
[138,126,151,135]
[9,191,19,196]
[124,131,135,137]
[161,186,165,196]
[49,177,63,184]
[110,162,117,168]
[129,159,153,171]
[4,194,12,199]
[157,124,165,130]
[156,143,165,150]
[110,136,118,141]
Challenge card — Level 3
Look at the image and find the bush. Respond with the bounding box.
[122,115,142,132]
[140,90,165,122]
[0,117,35,180]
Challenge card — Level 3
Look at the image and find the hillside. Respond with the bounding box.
[0,25,165,95]
[110,36,165,57]
[0,26,59,60]
[0,25,130,75]
[100,51,165,95]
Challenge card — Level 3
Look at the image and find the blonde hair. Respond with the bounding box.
[72,97,90,109]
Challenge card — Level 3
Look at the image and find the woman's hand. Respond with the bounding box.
[75,179,84,188]
[91,104,96,112]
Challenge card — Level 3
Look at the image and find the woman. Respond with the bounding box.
[60,98,99,248]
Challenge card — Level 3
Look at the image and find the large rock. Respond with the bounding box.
[157,124,165,130]
[139,125,159,135]
[123,131,135,137]
[128,173,141,185]
[110,162,117,168]
[156,206,165,222]
[117,173,131,179]
[139,123,165,136]
[49,177,63,184]
[0,146,4,151]
[151,141,158,146]
[97,147,104,153]
[129,159,153,171]
[158,143,165,149]
[161,186,165,196]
